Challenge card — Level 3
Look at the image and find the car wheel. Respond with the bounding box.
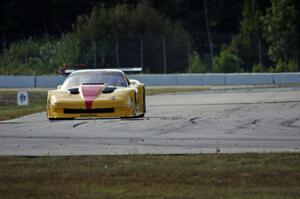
[136,113,144,118]
[143,87,146,113]
[136,89,145,118]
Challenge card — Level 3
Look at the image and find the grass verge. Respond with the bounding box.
[0,86,209,121]
[0,90,47,121]
[0,154,299,199]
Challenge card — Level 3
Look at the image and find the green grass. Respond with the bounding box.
[0,90,47,121]
[0,86,209,121]
[0,154,299,199]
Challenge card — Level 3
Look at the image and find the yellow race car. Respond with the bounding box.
[47,69,145,120]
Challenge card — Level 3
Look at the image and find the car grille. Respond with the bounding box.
[64,108,115,114]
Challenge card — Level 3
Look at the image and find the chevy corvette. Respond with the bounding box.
[47,69,145,120]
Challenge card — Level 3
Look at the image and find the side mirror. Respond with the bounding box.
[129,80,137,85]
[57,85,62,90]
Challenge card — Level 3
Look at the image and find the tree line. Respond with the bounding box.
[0,0,299,74]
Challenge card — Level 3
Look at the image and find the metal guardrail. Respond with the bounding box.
[0,73,300,88]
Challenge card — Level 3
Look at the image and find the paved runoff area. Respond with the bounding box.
[0,87,300,156]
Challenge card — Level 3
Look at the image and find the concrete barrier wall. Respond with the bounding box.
[272,73,300,84]
[36,76,66,88]
[130,74,227,86]
[175,74,225,85]
[224,73,274,85]
[131,73,300,86]
[0,76,36,88]
[129,74,177,86]
[1,73,300,88]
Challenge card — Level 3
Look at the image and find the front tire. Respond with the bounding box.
[136,113,144,118]
[142,87,146,113]
[136,88,145,118]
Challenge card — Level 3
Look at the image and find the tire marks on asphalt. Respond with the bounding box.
[72,122,88,128]
[151,116,203,136]
[280,118,300,128]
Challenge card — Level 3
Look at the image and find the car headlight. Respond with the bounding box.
[50,96,57,106]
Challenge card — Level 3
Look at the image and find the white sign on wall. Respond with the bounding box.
[17,90,29,106]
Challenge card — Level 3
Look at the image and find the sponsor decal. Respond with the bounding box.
[17,90,29,106]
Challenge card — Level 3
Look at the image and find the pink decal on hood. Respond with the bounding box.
[81,85,104,109]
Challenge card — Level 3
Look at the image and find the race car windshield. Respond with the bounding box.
[63,72,128,88]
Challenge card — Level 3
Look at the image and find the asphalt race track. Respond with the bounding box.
[0,87,300,155]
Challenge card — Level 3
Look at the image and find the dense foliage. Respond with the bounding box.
[0,0,299,74]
